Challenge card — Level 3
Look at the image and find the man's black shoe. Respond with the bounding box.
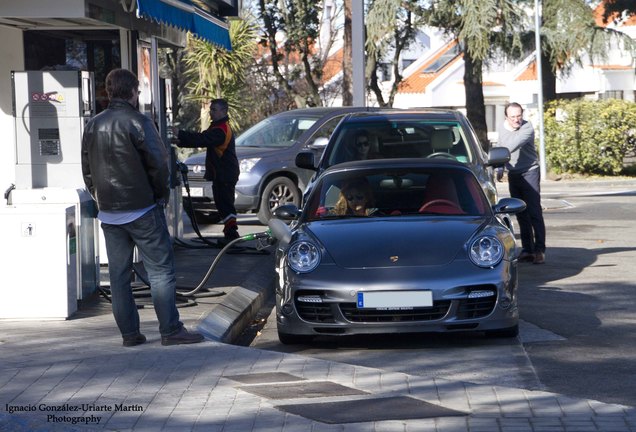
[123,333,146,347]
[161,327,205,346]
[517,251,535,262]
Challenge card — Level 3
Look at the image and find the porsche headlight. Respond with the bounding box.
[469,236,503,268]
[287,241,321,273]
[191,164,205,174]
[240,158,261,173]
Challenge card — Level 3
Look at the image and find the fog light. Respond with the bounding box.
[468,290,495,299]
[281,303,294,315]
[297,295,323,303]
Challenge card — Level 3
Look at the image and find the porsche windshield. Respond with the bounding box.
[305,167,489,221]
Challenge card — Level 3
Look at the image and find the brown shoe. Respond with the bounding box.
[533,251,545,265]
[517,251,535,262]
[161,327,204,346]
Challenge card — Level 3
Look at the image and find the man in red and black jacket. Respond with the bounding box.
[174,99,240,243]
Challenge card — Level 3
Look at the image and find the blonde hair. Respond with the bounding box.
[333,178,374,215]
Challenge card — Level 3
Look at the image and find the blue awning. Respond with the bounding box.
[136,0,231,50]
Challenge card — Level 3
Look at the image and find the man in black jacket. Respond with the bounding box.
[173,99,240,244]
[82,68,204,347]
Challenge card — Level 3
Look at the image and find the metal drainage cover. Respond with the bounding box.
[225,372,305,384]
[238,381,368,399]
[276,396,467,424]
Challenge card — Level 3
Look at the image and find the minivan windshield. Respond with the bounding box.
[325,120,474,166]
[237,115,320,148]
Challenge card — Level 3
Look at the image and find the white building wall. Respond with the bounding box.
[427,66,465,107]
[0,26,25,194]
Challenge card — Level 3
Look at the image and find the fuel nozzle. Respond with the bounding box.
[240,230,273,242]
[176,161,189,174]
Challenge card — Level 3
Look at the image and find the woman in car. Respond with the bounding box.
[333,178,376,216]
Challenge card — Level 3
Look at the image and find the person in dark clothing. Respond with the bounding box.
[173,99,240,243]
[81,68,204,346]
[496,102,546,265]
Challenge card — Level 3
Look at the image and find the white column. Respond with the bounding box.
[535,0,546,180]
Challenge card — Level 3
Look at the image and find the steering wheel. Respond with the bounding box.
[419,199,464,215]
[427,152,457,160]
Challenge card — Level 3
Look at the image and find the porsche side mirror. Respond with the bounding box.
[273,204,302,221]
[493,197,526,215]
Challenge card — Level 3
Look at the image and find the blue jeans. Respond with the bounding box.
[101,206,183,337]
[508,168,546,253]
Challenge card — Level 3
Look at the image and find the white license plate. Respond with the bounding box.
[184,187,204,197]
[357,291,433,309]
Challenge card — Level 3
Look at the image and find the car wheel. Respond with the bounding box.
[485,324,519,338]
[278,330,313,345]
[257,177,300,225]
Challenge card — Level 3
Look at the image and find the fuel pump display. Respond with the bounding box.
[12,70,95,189]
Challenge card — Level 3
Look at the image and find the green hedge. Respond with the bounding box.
[544,99,636,175]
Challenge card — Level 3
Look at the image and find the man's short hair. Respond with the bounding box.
[504,102,523,116]
[105,69,139,100]
[210,98,229,112]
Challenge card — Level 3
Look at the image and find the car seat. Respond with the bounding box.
[419,174,465,215]
[430,128,454,154]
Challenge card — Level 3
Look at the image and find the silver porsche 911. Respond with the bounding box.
[268,158,526,344]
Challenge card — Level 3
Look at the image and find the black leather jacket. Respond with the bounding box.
[81,99,170,211]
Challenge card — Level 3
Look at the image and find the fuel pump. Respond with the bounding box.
[3,70,100,317]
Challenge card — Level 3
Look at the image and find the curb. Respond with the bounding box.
[197,249,275,343]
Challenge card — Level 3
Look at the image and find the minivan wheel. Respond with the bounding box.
[257,177,300,225]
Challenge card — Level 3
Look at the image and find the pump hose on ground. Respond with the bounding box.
[100,230,273,307]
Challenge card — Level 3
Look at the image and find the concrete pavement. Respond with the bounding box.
[1,179,636,431]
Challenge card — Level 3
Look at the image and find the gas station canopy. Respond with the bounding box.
[0,0,234,50]
[137,0,231,49]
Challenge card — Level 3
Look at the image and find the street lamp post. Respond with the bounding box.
[535,0,547,180]
[352,0,365,106]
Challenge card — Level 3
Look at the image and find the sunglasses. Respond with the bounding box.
[357,140,369,147]
[346,194,365,201]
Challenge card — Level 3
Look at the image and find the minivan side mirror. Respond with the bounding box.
[486,147,511,167]
[295,151,317,171]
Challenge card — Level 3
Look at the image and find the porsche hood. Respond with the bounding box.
[304,218,486,268]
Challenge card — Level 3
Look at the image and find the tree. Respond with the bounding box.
[182,17,258,132]
[256,0,324,108]
[424,0,524,147]
[538,0,636,104]
[601,0,636,20]
[342,0,353,105]
[365,0,427,107]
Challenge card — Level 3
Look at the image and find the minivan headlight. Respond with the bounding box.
[240,158,261,173]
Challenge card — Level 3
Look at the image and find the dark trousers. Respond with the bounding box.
[212,180,237,221]
[508,168,546,253]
